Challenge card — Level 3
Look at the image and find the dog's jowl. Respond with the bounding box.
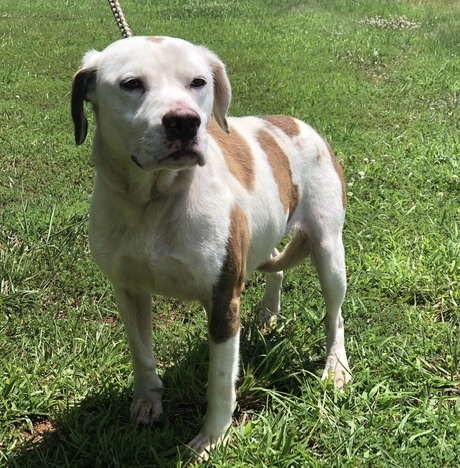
[71,36,351,460]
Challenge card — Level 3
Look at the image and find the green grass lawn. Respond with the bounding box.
[1,0,459,466]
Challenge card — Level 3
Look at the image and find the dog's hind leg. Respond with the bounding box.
[309,232,351,389]
[114,289,164,426]
[259,248,283,325]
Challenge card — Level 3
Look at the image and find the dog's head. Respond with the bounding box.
[71,36,231,170]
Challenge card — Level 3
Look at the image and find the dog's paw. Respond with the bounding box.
[259,294,281,326]
[187,433,213,462]
[257,306,278,327]
[321,358,352,390]
[187,429,229,462]
[130,391,164,427]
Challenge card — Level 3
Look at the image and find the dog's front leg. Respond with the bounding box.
[188,296,241,460]
[114,289,164,426]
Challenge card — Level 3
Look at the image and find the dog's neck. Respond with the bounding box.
[92,134,195,204]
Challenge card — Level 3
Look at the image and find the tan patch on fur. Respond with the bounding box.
[209,120,254,191]
[147,36,165,43]
[261,115,301,138]
[257,129,299,221]
[324,139,347,209]
[210,205,249,343]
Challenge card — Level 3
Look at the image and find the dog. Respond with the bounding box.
[71,35,351,459]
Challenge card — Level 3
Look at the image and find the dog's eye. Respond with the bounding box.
[120,78,144,91]
[191,78,206,89]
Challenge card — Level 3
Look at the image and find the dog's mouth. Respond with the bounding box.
[163,149,205,166]
[131,149,205,170]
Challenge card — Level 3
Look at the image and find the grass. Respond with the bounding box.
[1,0,459,465]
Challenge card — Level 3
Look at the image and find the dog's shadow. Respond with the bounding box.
[9,317,321,467]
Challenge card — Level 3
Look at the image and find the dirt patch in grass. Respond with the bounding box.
[20,419,57,446]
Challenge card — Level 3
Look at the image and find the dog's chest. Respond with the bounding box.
[89,196,224,302]
[115,246,204,301]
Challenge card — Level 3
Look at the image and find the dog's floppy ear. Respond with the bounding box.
[204,49,232,134]
[71,51,99,145]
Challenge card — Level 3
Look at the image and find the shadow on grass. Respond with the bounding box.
[8,325,321,467]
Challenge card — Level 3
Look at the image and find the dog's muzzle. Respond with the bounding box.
[130,108,206,170]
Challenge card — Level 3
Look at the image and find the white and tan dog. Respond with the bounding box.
[71,36,351,459]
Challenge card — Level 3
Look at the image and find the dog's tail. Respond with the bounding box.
[257,230,310,273]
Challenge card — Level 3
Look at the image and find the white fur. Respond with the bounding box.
[72,36,351,460]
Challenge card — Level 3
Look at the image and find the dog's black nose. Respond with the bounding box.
[162,109,201,141]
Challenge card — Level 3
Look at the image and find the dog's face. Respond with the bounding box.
[71,36,231,170]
